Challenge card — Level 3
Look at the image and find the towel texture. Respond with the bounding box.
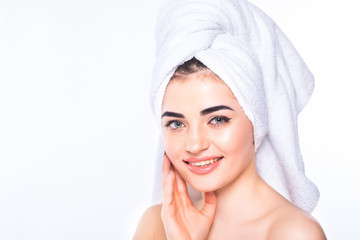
[150,0,319,212]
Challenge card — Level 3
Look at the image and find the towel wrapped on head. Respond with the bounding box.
[150,0,319,213]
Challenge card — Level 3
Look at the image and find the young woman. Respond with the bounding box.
[134,0,326,239]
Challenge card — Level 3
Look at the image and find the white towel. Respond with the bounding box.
[150,0,319,212]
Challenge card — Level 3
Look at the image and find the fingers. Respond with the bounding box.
[162,153,171,177]
[174,171,187,193]
[174,171,192,208]
[162,153,171,189]
[162,153,190,206]
[200,192,217,220]
[162,167,175,209]
[161,153,193,214]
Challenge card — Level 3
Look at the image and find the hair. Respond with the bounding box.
[171,57,231,92]
[172,57,209,79]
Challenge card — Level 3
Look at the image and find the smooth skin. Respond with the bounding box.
[161,154,217,239]
[134,72,326,239]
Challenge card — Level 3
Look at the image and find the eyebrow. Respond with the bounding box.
[161,111,185,118]
[162,105,233,119]
[200,105,234,115]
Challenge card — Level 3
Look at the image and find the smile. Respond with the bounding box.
[184,156,223,175]
[186,157,223,167]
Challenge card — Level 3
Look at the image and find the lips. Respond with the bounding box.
[183,156,223,175]
[185,157,223,167]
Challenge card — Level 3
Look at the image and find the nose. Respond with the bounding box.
[185,125,209,154]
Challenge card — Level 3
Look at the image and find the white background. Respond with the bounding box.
[0,0,359,239]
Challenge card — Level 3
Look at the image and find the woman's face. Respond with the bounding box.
[161,72,254,193]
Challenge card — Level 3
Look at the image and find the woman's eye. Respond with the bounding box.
[166,120,185,130]
[209,116,231,126]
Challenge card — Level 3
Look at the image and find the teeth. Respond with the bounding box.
[189,157,221,167]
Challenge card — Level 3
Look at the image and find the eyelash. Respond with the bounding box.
[209,116,231,126]
[165,120,185,130]
[164,116,231,130]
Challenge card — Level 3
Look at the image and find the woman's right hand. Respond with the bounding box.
[161,154,217,240]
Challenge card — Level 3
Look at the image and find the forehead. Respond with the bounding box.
[162,72,238,112]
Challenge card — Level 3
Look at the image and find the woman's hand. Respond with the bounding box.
[161,154,217,240]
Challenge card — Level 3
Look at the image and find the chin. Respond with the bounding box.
[187,179,222,193]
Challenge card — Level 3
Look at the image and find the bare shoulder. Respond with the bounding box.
[133,204,166,240]
[267,204,326,240]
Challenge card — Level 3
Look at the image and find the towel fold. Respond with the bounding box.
[150,0,319,212]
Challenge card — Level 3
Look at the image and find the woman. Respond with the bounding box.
[134,0,326,239]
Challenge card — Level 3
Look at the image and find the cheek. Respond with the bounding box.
[162,131,185,164]
[211,122,253,157]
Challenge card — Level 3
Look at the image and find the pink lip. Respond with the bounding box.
[184,156,222,163]
[184,156,223,175]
